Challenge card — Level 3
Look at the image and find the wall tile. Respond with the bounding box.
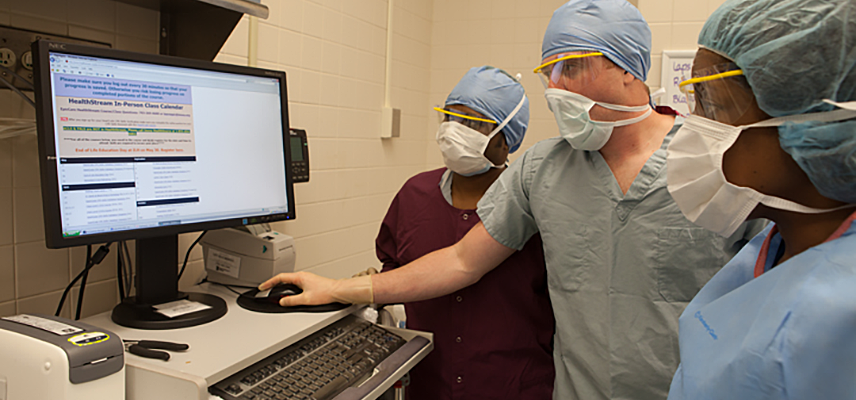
[279,28,303,67]
[637,0,674,23]
[68,25,116,47]
[258,22,281,63]
[280,0,304,32]
[671,22,705,50]
[322,7,343,44]
[68,279,118,319]
[0,190,11,246]
[16,241,69,298]
[0,301,15,317]
[0,245,13,302]
[115,2,157,39]
[303,1,324,38]
[264,0,283,28]
[11,0,67,22]
[649,22,672,57]
[674,0,709,22]
[68,0,115,32]
[114,35,157,53]
[0,139,10,189]
[17,290,67,318]
[10,14,67,35]
[13,186,44,243]
[11,127,39,189]
[70,244,119,285]
[221,18,249,57]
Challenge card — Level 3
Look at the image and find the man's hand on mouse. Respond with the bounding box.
[259,271,375,307]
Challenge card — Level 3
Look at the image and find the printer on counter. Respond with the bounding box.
[0,314,124,400]
[201,224,296,287]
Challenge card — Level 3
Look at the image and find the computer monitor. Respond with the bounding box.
[32,40,295,329]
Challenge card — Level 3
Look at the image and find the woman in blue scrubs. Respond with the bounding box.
[666,0,856,398]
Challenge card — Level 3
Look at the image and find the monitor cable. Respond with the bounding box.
[0,66,35,108]
[55,242,112,318]
[177,230,207,281]
[116,241,133,300]
[73,245,92,320]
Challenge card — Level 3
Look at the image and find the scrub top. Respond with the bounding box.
[477,121,765,400]
[668,212,856,400]
[377,168,555,400]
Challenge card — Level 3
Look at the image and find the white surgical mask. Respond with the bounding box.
[436,95,526,176]
[436,121,504,176]
[544,88,652,150]
[667,106,856,237]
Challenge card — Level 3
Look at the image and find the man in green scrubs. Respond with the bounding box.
[261,1,765,398]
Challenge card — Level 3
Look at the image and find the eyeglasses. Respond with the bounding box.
[678,63,754,124]
[533,52,603,89]
[434,107,498,134]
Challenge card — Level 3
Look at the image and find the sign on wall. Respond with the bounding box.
[659,50,697,116]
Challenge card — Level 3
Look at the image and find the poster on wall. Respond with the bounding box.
[659,50,697,117]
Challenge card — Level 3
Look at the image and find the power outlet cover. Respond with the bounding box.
[0,26,110,91]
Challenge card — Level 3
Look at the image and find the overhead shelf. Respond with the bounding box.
[115,0,270,60]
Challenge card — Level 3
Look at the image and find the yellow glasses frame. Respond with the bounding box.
[533,52,604,74]
[678,69,745,91]
[433,107,498,124]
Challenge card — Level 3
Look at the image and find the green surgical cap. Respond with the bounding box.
[700,0,856,203]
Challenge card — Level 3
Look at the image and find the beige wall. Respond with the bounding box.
[0,0,730,320]
[214,0,434,281]
[0,0,159,319]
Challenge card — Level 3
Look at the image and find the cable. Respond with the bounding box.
[178,231,207,280]
[203,279,256,295]
[0,74,35,108]
[117,242,125,301]
[0,64,34,90]
[74,245,92,320]
[55,243,112,317]
[122,241,132,297]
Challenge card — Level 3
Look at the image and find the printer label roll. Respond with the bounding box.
[1,314,83,336]
[206,248,242,278]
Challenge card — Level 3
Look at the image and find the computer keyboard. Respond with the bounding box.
[210,315,406,400]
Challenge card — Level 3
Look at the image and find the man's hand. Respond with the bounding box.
[259,271,374,307]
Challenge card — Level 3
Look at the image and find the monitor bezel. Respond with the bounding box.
[33,40,296,249]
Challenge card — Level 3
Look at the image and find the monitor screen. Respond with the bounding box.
[34,41,295,249]
[33,41,295,329]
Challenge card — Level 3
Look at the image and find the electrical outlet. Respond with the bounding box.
[0,26,111,91]
[0,48,16,68]
[21,51,32,70]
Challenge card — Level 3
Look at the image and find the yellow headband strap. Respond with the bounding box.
[433,107,497,124]
[679,70,744,88]
[533,52,604,74]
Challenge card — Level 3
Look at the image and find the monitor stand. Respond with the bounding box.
[111,235,227,330]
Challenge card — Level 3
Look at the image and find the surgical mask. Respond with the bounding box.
[667,108,856,237]
[436,95,526,176]
[436,121,505,176]
[544,88,652,150]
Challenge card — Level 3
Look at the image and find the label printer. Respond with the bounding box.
[0,314,124,400]
[201,224,296,287]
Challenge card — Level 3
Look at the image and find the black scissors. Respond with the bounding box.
[123,340,189,361]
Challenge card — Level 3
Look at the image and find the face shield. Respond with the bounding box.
[679,63,755,124]
[533,51,604,89]
[434,107,498,135]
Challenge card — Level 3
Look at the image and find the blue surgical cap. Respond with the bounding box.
[542,0,652,82]
[445,66,530,154]
[700,0,856,203]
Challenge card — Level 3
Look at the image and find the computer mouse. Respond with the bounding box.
[254,283,303,304]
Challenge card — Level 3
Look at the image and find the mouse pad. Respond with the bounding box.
[237,289,350,313]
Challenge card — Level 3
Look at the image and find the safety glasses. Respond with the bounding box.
[679,63,754,124]
[533,52,604,89]
[434,107,498,135]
